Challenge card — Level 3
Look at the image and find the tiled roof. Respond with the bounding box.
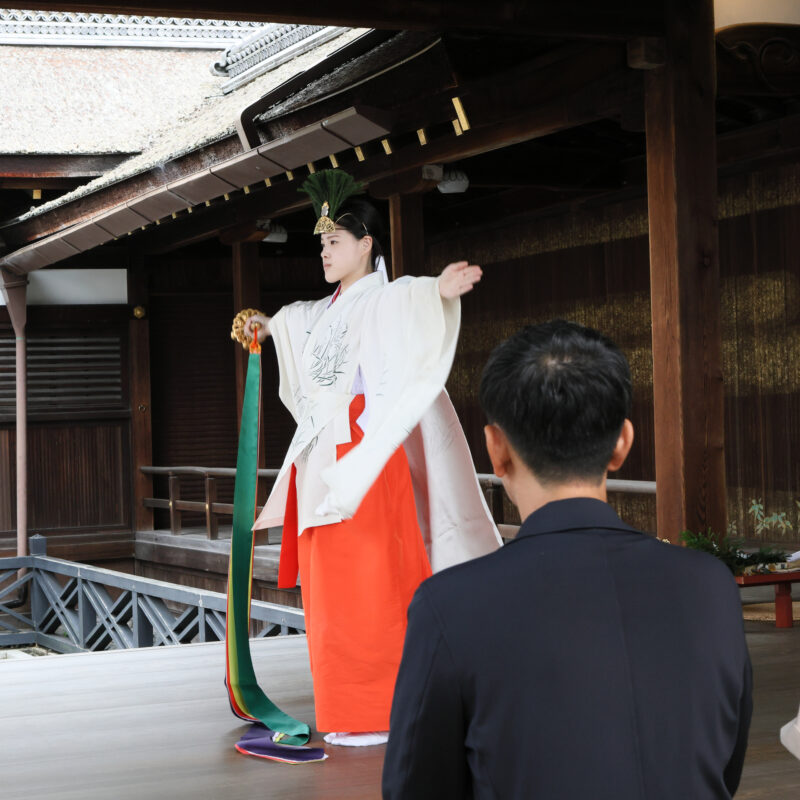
[212,23,347,93]
[0,46,224,155]
[0,9,262,48]
[11,27,365,222]
[0,12,352,158]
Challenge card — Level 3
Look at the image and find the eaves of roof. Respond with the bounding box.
[0,28,414,274]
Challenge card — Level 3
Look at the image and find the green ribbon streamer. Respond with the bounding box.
[227,349,310,746]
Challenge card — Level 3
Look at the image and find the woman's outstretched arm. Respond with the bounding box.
[438,261,482,299]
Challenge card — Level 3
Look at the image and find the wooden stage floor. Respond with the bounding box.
[2,623,800,799]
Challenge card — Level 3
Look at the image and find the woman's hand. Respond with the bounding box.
[438,261,483,299]
[244,313,271,343]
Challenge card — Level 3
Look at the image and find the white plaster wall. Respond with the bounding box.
[716,0,800,29]
[0,269,127,305]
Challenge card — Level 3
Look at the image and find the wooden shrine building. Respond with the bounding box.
[2,0,800,600]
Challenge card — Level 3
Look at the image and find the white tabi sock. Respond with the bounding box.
[323,731,389,747]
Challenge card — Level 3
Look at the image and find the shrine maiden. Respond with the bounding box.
[237,170,500,747]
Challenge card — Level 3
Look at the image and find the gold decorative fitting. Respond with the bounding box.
[133,306,146,319]
[314,202,336,234]
[223,193,230,201]
[314,203,335,234]
[329,154,339,168]
[381,138,392,155]
[265,178,272,187]
[154,220,160,226]
[286,170,294,181]
[451,96,471,131]
[307,162,316,174]
[231,308,266,350]
[354,146,365,162]
[243,185,251,194]
[417,128,428,146]
[171,212,177,219]
[187,207,193,214]
[452,119,463,136]
[205,200,211,207]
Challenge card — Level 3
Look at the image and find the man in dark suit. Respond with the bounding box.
[382,320,752,799]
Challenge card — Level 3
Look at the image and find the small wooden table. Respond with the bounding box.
[736,571,800,628]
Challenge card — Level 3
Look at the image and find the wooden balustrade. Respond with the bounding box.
[141,465,656,541]
[140,466,279,539]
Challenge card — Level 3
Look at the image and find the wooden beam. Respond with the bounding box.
[388,193,425,279]
[429,186,577,232]
[717,24,800,96]
[369,166,442,200]
[218,222,265,245]
[0,178,86,191]
[0,1,665,38]
[0,154,130,179]
[645,0,726,542]
[127,263,154,532]
[131,66,638,255]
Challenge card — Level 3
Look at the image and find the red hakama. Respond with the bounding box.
[277,394,432,732]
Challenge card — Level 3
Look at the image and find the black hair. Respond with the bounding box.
[479,320,632,485]
[334,196,385,270]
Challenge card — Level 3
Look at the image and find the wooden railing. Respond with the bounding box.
[0,535,304,653]
[140,466,279,539]
[141,465,656,540]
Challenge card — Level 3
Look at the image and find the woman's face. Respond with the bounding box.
[320,227,371,290]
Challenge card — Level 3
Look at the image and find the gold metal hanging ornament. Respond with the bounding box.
[314,202,335,234]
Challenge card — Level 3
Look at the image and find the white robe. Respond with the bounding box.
[253,269,501,572]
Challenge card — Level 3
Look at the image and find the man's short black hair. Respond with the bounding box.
[479,320,632,484]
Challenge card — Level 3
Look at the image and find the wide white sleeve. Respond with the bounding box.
[319,276,460,518]
[268,299,325,423]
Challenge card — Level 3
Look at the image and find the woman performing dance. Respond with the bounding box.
[236,170,500,747]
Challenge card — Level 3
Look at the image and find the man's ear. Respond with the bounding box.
[607,419,634,473]
[484,424,513,478]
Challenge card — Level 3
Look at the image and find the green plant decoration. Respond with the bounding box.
[681,529,787,575]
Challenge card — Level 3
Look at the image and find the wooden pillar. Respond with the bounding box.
[0,268,28,558]
[389,193,425,279]
[645,0,726,541]
[128,264,153,532]
[232,242,261,424]
[231,241,269,540]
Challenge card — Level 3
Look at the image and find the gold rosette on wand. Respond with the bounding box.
[231,308,264,350]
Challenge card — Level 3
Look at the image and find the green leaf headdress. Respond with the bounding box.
[298,169,364,234]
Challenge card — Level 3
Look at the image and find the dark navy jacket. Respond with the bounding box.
[383,498,752,800]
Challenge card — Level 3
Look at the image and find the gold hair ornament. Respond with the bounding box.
[298,169,364,234]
